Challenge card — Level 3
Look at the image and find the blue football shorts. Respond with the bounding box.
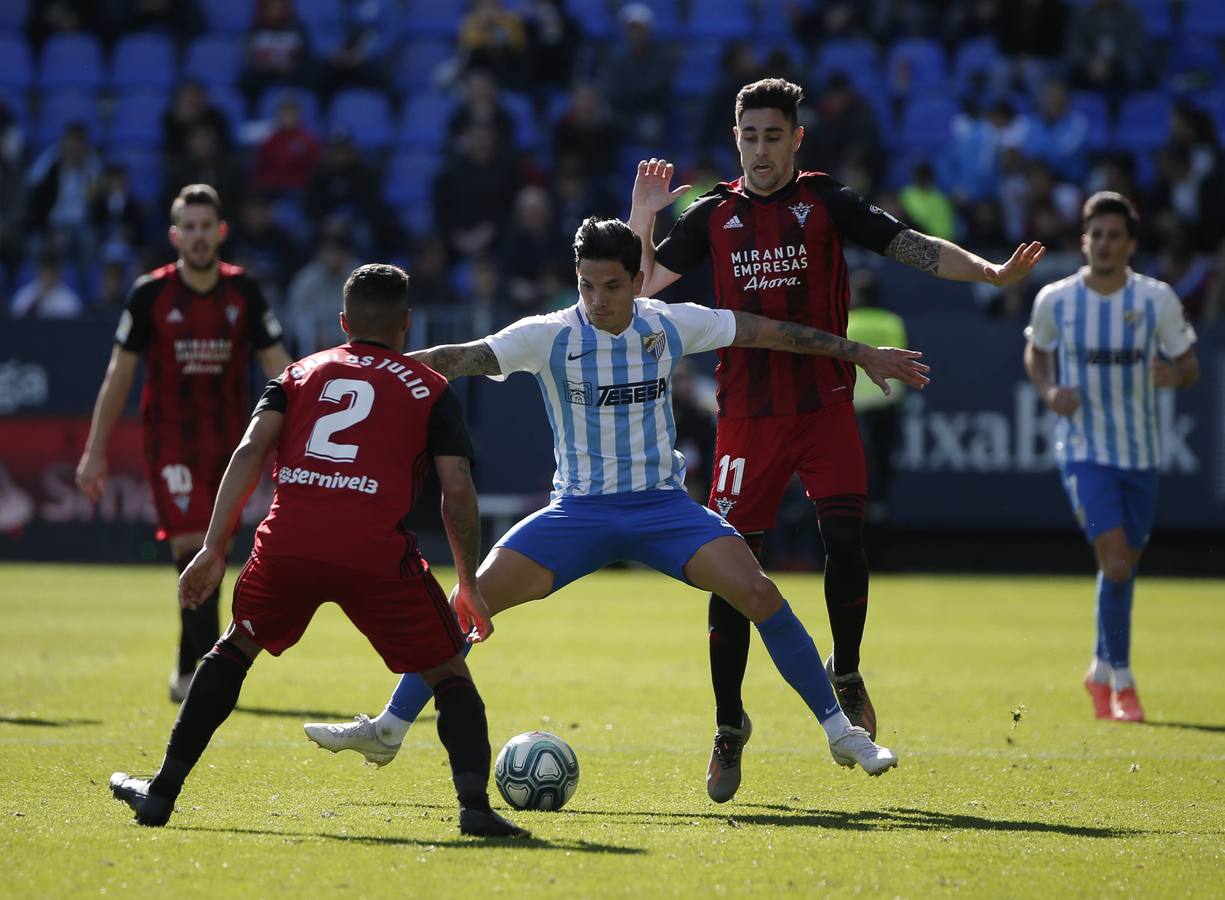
[495,488,740,593]
[1059,460,1158,548]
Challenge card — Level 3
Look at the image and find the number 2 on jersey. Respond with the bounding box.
[715,455,745,495]
[305,378,375,463]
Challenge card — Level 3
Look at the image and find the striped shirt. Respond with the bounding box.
[1027,268,1197,469]
[486,298,737,498]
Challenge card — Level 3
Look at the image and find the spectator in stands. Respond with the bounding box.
[997,0,1068,60]
[287,228,359,351]
[599,3,675,145]
[522,0,579,92]
[10,251,83,319]
[1153,142,1225,254]
[942,99,1027,206]
[163,82,232,162]
[25,122,102,279]
[305,127,385,253]
[447,68,517,146]
[550,154,620,242]
[963,198,1012,261]
[95,245,133,309]
[458,0,528,88]
[900,161,956,240]
[497,185,570,314]
[125,0,204,43]
[699,43,761,149]
[551,84,619,178]
[791,1,867,45]
[27,0,108,48]
[406,235,459,307]
[466,253,510,317]
[252,95,321,195]
[1024,79,1090,181]
[802,73,885,187]
[318,4,392,97]
[239,0,311,105]
[90,163,145,253]
[163,124,243,217]
[226,193,299,301]
[1066,0,1148,93]
[1154,227,1215,323]
[432,125,522,261]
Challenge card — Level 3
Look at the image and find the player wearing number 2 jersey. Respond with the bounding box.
[108,264,528,838]
[629,78,1046,801]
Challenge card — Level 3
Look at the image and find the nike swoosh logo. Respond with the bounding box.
[567,349,596,360]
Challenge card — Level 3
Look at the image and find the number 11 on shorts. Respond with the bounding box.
[716,455,745,495]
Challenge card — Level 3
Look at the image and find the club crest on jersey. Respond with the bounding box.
[173,495,191,512]
[566,379,593,406]
[642,330,667,360]
[715,497,736,517]
[1123,310,1143,326]
[225,304,240,326]
[789,202,813,226]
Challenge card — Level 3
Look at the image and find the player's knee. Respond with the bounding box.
[207,633,257,668]
[735,574,783,621]
[1100,555,1133,583]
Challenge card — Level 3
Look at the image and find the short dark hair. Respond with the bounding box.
[1082,191,1139,237]
[343,263,410,332]
[735,78,804,127]
[171,184,222,225]
[573,217,641,276]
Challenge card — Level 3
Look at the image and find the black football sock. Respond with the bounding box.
[174,555,196,675]
[174,554,221,675]
[709,531,765,728]
[817,513,869,677]
[150,638,252,799]
[433,676,493,812]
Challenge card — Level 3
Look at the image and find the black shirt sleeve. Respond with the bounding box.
[114,275,160,353]
[235,275,285,350]
[809,173,909,255]
[654,192,722,275]
[253,376,288,415]
[427,385,476,462]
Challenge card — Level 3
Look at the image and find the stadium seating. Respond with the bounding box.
[897,92,958,151]
[257,87,321,133]
[886,38,947,97]
[1133,0,1174,41]
[1113,91,1173,153]
[1184,0,1225,38]
[110,33,178,93]
[813,39,879,87]
[404,0,467,39]
[202,0,256,34]
[1069,91,1111,152]
[33,90,101,149]
[384,148,442,210]
[108,145,163,204]
[684,0,753,40]
[328,89,394,151]
[0,34,33,90]
[0,0,27,33]
[392,39,455,93]
[634,0,684,40]
[107,91,169,146]
[38,33,105,91]
[564,0,617,41]
[184,33,244,89]
[501,90,541,152]
[953,37,1001,95]
[208,86,249,135]
[674,40,728,98]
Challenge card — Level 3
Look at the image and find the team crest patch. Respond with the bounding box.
[714,497,736,517]
[173,495,191,512]
[225,304,240,326]
[789,202,813,226]
[642,330,667,361]
[566,379,593,406]
[1123,310,1142,326]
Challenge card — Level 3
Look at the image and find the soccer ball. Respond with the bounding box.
[494,731,580,811]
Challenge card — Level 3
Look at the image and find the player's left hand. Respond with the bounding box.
[631,158,691,216]
[861,347,930,395]
[178,547,225,609]
[983,242,1045,286]
[453,582,494,643]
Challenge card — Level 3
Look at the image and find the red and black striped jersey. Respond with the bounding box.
[655,171,906,419]
[251,341,475,578]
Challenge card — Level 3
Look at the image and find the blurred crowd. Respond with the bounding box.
[2,0,1223,340]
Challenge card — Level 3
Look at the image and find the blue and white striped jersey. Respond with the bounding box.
[1027,268,1197,469]
[485,298,737,497]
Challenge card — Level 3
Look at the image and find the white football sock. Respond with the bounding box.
[1111,667,1135,690]
[820,710,854,741]
[374,708,412,743]
[1088,657,1112,685]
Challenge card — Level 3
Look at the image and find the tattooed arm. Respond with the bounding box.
[408,340,502,379]
[885,229,1046,285]
[436,454,493,641]
[731,310,930,394]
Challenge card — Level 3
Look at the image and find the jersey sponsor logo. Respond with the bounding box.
[1081,349,1146,365]
[729,245,808,292]
[175,338,233,375]
[596,377,667,407]
[276,465,381,494]
[642,330,667,360]
[566,379,593,405]
[789,202,813,225]
[166,308,184,323]
[723,215,744,229]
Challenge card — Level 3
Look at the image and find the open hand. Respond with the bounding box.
[179,547,226,609]
[631,158,691,216]
[983,242,1046,287]
[861,347,930,395]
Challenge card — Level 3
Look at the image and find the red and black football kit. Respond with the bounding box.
[654,171,907,530]
[234,341,476,672]
[115,262,283,539]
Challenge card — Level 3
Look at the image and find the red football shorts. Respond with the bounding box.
[143,442,226,541]
[707,402,867,532]
[230,553,465,673]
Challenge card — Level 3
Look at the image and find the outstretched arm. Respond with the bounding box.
[628,158,687,297]
[408,340,501,379]
[436,455,492,642]
[731,310,930,395]
[885,229,1045,286]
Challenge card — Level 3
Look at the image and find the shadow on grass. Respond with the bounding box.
[174,824,643,854]
[232,706,436,723]
[1141,720,1225,735]
[0,716,102,727]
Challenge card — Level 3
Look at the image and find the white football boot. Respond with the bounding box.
[828,725,898,776]
[304,714,401,767]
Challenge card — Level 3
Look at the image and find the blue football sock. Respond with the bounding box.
[1096,572,1134,670]
[386,641,472,722]
[754,601,842,723]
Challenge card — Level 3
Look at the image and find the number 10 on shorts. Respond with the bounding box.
[715,455,745,495]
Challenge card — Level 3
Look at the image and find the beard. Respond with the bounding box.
[181,246,218,272]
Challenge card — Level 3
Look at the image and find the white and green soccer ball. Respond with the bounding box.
[494,730,580,811]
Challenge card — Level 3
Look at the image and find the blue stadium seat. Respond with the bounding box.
[886,38,946,97]
[203,0,256,34]
[39,33,104,90]
[0,89,28,129]
[258,87,320,133]
[0,0,27,32]
[633,0,683,40]
[756,0,808,39]
[813,39,879,86]
[1164,33,1224,83]
[685,0,753,39]
[1133,0,1174,40]
[208,86,249,134]
[674,40,726,98]
[328,88,393,150]
[384,148,442,209]
[33,90,101,149]
[1113,91,1172,153]
[1183,0,1225,37]
[107,91,169,146]
[953,37,1000,94]
[0,35,33,90]
[404,0,466,38]
[897,92,958,150]
[110,33,177,93]
[1069,91,1110,151]
[391,39,454,93]
[184,33,244,88]
[501,90,540,152]
[1193,91,1225,146]
[297,0,346,54]
[108,145,163,204]
[565,0,616,41]
[397,90,454,149]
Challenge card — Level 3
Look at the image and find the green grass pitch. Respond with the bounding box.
[2,563,1223,897]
